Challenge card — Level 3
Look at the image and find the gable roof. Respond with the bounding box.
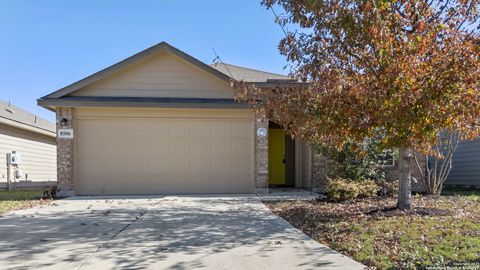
[38,42,305,109]
[41,42,232,100]
[0,100,55,136]
[210,63,294,83]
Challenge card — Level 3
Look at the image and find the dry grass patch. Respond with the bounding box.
[0,190,50,214]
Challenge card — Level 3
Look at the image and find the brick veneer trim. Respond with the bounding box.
[56,107,75,196]
[254,113,269,193]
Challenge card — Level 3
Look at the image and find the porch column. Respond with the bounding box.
[254,113,269,193]
[56,107,75,197]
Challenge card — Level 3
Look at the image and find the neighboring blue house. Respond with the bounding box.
[445,139,480,188]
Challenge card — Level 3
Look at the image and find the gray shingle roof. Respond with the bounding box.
[209,63,295,82]
[0,100,55,133]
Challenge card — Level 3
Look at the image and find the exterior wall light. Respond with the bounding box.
[60,118,69,127]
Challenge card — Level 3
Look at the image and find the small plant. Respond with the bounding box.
[414,131,461,195]
[325,178,379,201]
[378,180,399,196]
[42,186,59,199]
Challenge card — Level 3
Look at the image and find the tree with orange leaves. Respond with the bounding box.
[234,0,480,209]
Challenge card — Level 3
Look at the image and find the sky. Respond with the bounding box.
[0,0,289,122]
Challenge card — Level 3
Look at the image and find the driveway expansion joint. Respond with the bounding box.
[74,201,160,270]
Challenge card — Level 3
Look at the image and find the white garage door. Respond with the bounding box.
[75,108,254,195]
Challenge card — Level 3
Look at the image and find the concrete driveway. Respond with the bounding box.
[0,196,364,270]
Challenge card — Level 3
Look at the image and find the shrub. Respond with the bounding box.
[316,141,397,182]
[357,180,380,198]
[42,186,59,199]
[378,180,398,196]
[325,178,380,201]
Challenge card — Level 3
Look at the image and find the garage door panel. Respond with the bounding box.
[210,157,231,174]
[77,119,100,136]
[211,140,230,156]
[126,156,148,174]
[231,176,252,192]
[149,166,170,177]
[230,139,251,156]
[189,177,213,193]
[168,156,189,176]
[75,111,253,195]
[149,121,170,135]
[210,122,229,137]
[209,177,232,193]
[169,121,189,137]
[189,139,209,157]
[190,122,210,137]
[168,139,189,155]
[89,120,119,135]
[126,136,152,153]
[134,120,151,135]
[229,122,250,138]
[230,157,250,175]
[160,176,187,191]
[148,139,170,155]
[77,159,103,174]
[189,158,210,175]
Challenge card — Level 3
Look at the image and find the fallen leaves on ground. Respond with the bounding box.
[265,195,480,269]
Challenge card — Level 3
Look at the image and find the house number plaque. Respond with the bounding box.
[58,129,74,139]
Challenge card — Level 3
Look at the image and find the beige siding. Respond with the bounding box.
[71,51,234,99]
[74,107,254,195]
[0,123,56,184]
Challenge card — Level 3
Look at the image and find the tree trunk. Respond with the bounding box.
[398,146,412,210]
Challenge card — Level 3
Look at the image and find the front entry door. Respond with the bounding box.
[268,128,286,185]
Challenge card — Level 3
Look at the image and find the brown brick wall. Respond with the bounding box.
[301,141,312,189]
[254,113,269,193]
[56,107,75,196]
[311,151,335,192]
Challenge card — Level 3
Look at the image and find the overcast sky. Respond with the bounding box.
[0,0,288,121]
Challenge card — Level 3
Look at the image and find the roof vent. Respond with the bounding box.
[5,108,14,114]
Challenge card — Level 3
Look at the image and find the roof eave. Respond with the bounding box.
[0,117,56,138]
[37,97,251,109]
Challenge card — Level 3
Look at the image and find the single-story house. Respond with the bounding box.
[0,100,57,189]
[445,139,480,188]
[38,42,409,196]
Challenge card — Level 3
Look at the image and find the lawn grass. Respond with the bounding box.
[443,189,480,201]
[0,189,49,214]
[265,195,480,269]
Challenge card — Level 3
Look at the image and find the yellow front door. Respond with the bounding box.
[268,129,285,185]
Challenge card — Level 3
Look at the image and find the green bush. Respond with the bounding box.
[378,180,398,196]
[325,178,380,201]
[316,141,397,182]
